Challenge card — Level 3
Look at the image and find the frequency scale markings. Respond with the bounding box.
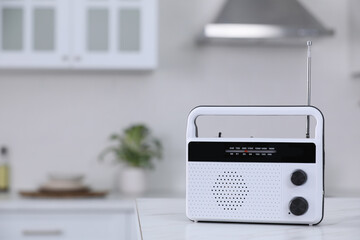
[226,147,276,156]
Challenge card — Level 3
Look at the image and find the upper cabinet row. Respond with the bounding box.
[0,0,157,69]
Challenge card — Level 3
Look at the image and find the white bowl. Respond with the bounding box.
[48,173,84,182]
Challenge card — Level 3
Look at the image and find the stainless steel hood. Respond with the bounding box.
[201,0,334,43]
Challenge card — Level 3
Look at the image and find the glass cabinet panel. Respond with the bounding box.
[2,8,23,50]
[33,8,55,51]
[87,8,109,51]
[118,8,140,51]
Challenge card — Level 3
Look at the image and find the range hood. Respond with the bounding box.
[201,0,334,43]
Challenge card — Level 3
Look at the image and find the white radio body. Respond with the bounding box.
[186,106,324,225]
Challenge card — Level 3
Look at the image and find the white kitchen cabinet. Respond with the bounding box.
[0,0,157,69]
[72,0,157,69]
[0,0,69,68]
[0,212,128,240]
[0,195,137,240]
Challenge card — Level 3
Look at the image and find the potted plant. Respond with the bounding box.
[100,124,162,195]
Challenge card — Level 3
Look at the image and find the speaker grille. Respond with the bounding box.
[188,162,282,220]
[212,171,248,211]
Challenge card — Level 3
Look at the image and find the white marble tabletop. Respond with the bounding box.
[135,198,360,240]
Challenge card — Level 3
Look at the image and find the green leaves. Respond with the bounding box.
[100,124,162,169]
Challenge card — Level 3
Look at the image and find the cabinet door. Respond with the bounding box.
[0,0,69,68]
[0,212,128,240]
[72,0,157,69]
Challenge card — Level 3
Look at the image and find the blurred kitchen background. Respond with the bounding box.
[1,0,360,197]
[0,0,360,214]
[1,0,360,239]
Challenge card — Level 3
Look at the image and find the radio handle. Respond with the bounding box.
[186,106,324,139]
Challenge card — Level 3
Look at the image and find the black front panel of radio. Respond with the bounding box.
[188,142,315,163]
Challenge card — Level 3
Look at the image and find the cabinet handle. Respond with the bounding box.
[22,229,63,236]
[62,55,69,61]
[74,56,82,61]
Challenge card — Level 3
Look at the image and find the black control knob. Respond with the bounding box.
[291,169,307,186]
[289,197,308,216]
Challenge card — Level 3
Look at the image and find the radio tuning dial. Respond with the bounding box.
[289,197,308,216]
[291,169,307,186]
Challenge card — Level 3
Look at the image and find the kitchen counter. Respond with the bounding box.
[0,193,137,240]
[135,198,360,240]
[0,193,135,211]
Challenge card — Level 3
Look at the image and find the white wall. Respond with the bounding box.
[0,0,359,196]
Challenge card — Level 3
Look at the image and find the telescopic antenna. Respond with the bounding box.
[306,41,312,138]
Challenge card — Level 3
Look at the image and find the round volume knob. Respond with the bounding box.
[289,197,308,216]
[291,169,307,186]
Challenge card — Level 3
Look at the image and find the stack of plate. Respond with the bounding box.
[39,173,88,193]
[19,173,107,198]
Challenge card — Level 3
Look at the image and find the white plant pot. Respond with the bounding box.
[118,167,146,196]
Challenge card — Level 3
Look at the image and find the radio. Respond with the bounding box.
[186,42,324,225]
